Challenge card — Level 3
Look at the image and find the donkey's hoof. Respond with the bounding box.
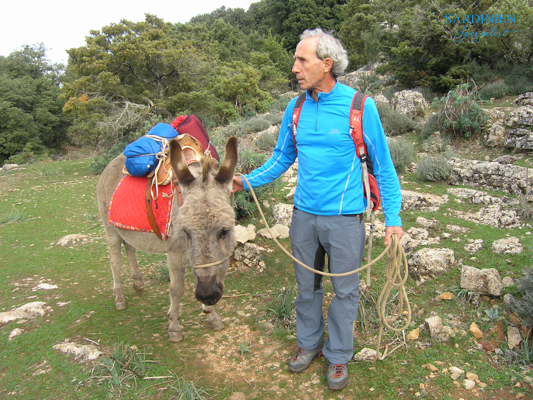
[168,330,184,342]
[134,286,144,295]
[115,301,127,311]
[208,320,225,331]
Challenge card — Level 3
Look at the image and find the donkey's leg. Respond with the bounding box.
[167,251,186,342]
[203,305,225,331]
[105,229,127,310]
[124,242,144,295]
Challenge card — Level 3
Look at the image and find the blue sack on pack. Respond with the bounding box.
[124,123,178,177]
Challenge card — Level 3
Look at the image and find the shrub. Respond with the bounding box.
[417,155,450,182]
[422,113,441,139]
[479,80,508,101]
[256,131,278,151]
[382,85,403,101]
[432,83,488,139]
[377,102,417,136]
[510,264,533,328]
[387,138,414,173]
[413,86,437,103]
[505,62,533,95]
[237,148,267,175]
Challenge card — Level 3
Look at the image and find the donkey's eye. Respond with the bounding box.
[218,229,229,240]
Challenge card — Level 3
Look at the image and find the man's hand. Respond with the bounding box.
[384,226,404,245]
[232,176,244,194]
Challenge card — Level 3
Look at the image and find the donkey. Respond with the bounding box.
[97,137,238,342]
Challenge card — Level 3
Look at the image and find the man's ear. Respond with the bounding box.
[323,58,333,74]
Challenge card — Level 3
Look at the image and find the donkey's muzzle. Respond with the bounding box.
[195,275,223,306]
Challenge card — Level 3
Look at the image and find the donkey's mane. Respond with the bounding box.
[200,156,219,183]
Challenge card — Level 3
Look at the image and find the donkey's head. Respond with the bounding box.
[169,136,238,306]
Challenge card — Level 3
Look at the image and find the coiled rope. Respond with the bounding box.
[236,173,411,361]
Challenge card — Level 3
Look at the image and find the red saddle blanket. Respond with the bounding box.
[108,175,174,240]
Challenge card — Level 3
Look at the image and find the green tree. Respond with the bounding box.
[0,44,70,164]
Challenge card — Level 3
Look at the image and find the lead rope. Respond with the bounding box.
[236,173,411,361]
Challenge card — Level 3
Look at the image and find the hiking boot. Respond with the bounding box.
[327,363,348,391]
[288,337,325,373]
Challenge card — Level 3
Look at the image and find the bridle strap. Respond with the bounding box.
[193,256,230,269]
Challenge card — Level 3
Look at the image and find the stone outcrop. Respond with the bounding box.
[408,248,455,284]
[460,265,503,297]
[390,90,428,119]
[483,105,533,151]
[452,205,523,229]
[233,243,273,273]
[272,204,293,226]
[401,190,448,212]
[448,158,532,201]
[491,237,523,254]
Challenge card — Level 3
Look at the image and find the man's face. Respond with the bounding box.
[292,37,331,92]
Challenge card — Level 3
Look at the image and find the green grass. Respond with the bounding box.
[0,154,532,399]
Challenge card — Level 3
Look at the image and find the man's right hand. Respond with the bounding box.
[232,176,244,193]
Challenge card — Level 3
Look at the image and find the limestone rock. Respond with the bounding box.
[461,265,503,296]
[272,204,293,226]
[257,224,290,240]
[354,347,377,362]
[53,340,102,362]
[452,205,523,229]
[448,158,533,202]
[233,243,273,273]
[492,237,523,254]
[507,326,522,350]
[416,216,438,228]
[406,328,420,340]
[513,92,533,106]
[390,90,428,119]
[464,239,483,255]
[424,316,454,341]
[502,276,514,287]
[401,190,448,212]
[504,106,533,151]
[469,323,483,339]
[0,302,51,325]
[234,224,256,244]
[56,234,91,247]
[408,248,455,284]
[8,328,24,341]
[449,366,465,380]
[447,187,519,207]
[463,379,476,390]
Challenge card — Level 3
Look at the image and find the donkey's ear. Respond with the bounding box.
[170,138,195,187]
[215,136,238,187]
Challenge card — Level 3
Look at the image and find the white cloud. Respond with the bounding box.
[0,0,257,64]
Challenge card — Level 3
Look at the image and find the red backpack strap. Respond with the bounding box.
[349,91,368,161]
[291,93,306,155]
[350,91,380,212]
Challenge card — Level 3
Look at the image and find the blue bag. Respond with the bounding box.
[124,123,178,177]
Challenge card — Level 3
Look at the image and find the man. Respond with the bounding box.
[232,28,404,391]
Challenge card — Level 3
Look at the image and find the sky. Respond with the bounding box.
[0,0,258,65]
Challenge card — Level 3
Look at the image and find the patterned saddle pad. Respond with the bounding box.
[108,175,174,240]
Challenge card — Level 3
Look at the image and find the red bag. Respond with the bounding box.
[171,115,219,162]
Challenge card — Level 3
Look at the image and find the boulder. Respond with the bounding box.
[504,106,533,151]
[401,190,448,212]
[233,242,273,273]
[513,92,533,106]
[272,204,293,226]
[491,237,523,254]
[408,248,455,284]
[257,224,290,240]
[390,90,428,119]
[234,224,256,244]
[460,265,503,296]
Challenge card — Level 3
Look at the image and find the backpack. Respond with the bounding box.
[124,123,178,177]
[171,115,219,162]
[291,90,381,214]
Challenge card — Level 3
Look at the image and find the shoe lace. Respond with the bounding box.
[292,348,303,361]
[332,364,345,378]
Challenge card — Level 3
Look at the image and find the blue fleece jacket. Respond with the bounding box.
[243,82,402,226]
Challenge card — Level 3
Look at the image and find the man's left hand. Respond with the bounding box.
[384,226,404,245]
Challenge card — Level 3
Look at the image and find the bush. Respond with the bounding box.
[237,148,267,175]
[382,85,403,101]
[387,138,414,173]
[422,113,441,140]
[505,62,533,95]
[413,86,437,103]
[432,83,488,139]
[256,131,278,151]
[510,264,533,328]
[417,155,450,182]
[377,103,417,136]
[479,80,508,101]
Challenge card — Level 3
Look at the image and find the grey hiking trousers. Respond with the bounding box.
[289,207,366,364]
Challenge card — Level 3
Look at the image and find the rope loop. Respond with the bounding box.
[236,173,411,361]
